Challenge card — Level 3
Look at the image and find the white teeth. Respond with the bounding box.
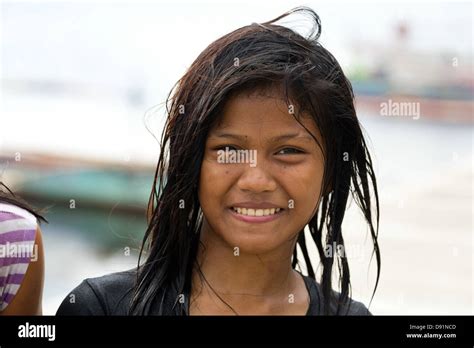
[232,207,281,216]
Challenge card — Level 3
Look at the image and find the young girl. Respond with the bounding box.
[0,184,45,315]
[57,7,380,316]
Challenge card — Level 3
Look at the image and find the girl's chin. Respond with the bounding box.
[217,227,286,254]
[224,239,281,255]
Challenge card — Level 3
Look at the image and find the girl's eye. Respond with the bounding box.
[277,148,304,155]
[214,145,239,151]
[212,146,304,155]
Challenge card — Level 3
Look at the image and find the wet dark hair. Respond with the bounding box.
[130,7,380,315]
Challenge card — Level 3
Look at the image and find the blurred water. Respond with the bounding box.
[362,114,472,190]
[42,224,139,315]
[350,114,473,315]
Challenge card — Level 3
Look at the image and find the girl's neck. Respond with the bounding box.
[188,225,309,315]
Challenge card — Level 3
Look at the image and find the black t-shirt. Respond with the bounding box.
[56,269,372,315]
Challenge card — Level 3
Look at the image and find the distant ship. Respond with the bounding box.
[348,23,473,123]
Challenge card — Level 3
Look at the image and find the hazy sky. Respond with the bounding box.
[1,0,472,95]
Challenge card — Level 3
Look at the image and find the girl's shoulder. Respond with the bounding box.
[301,274,372,316]
[56,268,137,315]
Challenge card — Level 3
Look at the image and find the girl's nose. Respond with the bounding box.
[236,163,277,193]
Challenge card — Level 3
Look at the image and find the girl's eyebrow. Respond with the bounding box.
[210,132,315,143]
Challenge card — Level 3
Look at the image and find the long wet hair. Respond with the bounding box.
[130,7,380,315]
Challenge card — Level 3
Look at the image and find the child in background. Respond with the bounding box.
[0,185,45,315]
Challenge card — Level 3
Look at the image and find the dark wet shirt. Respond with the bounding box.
[56,269,372,316]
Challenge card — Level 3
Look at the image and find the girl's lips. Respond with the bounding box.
[228,207,284,223]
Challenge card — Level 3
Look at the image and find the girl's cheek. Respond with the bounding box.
[201,162,238,187]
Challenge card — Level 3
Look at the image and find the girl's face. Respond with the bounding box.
[199,89,325,255]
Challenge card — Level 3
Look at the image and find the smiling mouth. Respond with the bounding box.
[231,207,283,217]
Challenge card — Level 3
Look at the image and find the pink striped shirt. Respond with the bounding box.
[0,202,38,311]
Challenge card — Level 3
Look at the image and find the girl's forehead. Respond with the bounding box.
[216,93,294,125]
[212,93,320,139]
